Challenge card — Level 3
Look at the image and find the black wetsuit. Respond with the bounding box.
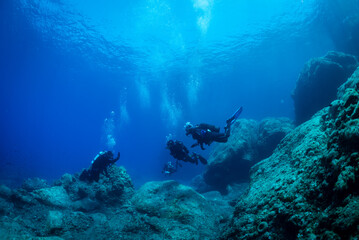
[186,123,231,150]
[167,140,189,162]
[166,140,207,165]
[80,151,120,182]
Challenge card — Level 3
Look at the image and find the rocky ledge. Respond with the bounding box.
[0,165,234,239]
[221,67,359,239]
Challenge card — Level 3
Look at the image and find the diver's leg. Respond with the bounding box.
[213,133,229,143]
[226,106,243,126]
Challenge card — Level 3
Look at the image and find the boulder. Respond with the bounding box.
[0,165,137,239]
[54,165,134,206]
[46,210,93,235]
[92,165,134,205]
[221,67,359,240]
[0,198,13,216]
[0,184,12,199]
[33,186,72,209]
[257,118,294,160]
[22,178,49,192]
[132,180,225,239]
[47,210,64,232]
[11,189,35,207]
[203,118,294,193]
[292,51,358,124]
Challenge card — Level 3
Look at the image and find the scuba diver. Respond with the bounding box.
[80,151,120,182]
[166,139,207,165]
[162,161,179,176]
[185,106,243,150]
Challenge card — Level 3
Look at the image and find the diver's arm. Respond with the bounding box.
[200,143,205,150]
[191,142,199,148]
[109,152,121,164]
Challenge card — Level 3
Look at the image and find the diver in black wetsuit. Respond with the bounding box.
[166,140,207,165]
[80,151,120,182]
[185,106,243,150]
[166,140,189,162]
[162,161,179,176]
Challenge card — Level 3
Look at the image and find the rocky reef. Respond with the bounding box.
[0,165,234,239]
[220,67,359,239]
[2,60,359,240]
[201,117,294,194]
[292,51,358,124]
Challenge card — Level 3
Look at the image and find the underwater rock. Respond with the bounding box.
[33,186,72,209]
[257,118,294,160]
[0,165,134,238]
[191,174,213,193]
[11,189,36,207]
[292,51,358,124]
[203,119,258,193]
[203,118,294,193]
[54,165,134,207]
[0,163,236,239]
[45,210,93,236]
[72,198,100,212]
[0,184,12,199]
[22,177,49,192]
[46,210,64,232]
[0,165,230,239]
[220,67,359,240]
[132,180,227,239]
[0,198,13,216]
[93,166,134,205]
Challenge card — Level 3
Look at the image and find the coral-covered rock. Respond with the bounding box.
[203,118,294,193]
[221,67,359,240]
[292,51,358,124]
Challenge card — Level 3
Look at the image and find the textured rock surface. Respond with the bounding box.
[292,51,358,124]
[221,67,359,240]
[0,165,136,239]
[203,117,294,193]
[132,180,231,239]
[0,166,234,239]
[22,177,50,192]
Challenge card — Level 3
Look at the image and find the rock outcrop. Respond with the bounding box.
[292,51,358,124]
[0,165,234,239]
[132,180,231,239]
[202,117,294,193]
[220,67,359,240]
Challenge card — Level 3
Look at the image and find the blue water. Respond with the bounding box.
[0,0,356,187]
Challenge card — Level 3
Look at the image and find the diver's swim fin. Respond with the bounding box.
[227,106,243,125]
[198,155,207,165]
[192,152,208,165]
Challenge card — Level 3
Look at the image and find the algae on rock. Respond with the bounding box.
[221,67,359,240]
